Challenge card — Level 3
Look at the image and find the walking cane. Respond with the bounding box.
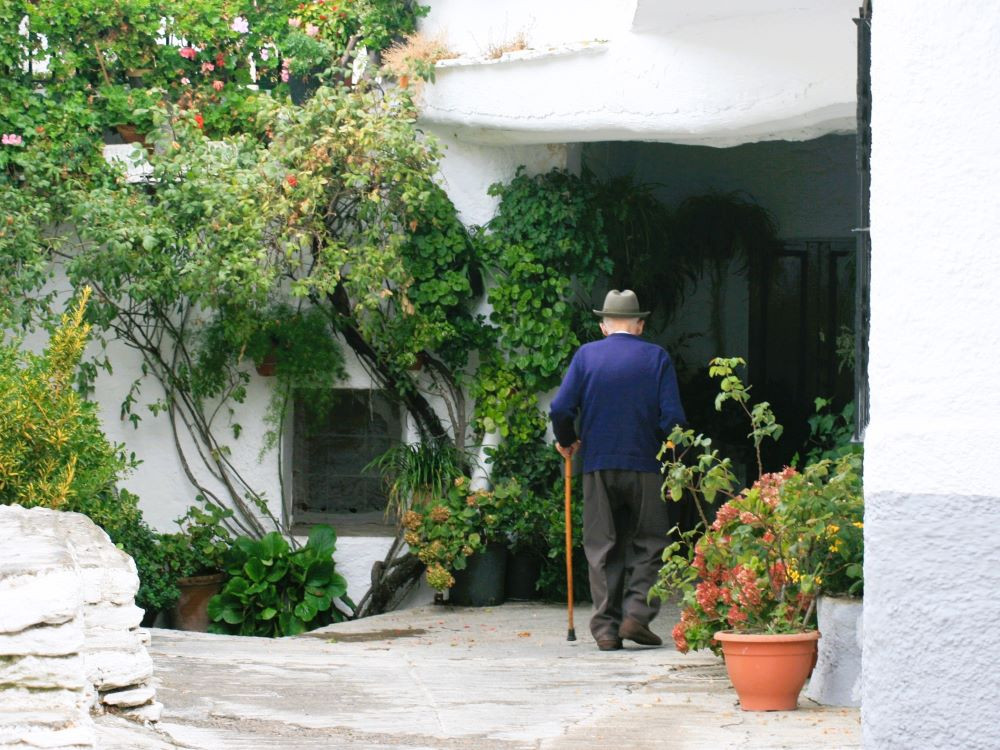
[564,454,576,641]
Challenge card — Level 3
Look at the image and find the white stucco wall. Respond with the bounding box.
[864,2,1000,748]
[419,0,858,147]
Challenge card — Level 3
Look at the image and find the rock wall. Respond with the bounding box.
[0,505,160,750]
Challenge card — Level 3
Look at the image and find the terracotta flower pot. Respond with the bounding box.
[115,123,146,145]
[715,630,820,711]
[255,350,278,376]
[171,573,226,632]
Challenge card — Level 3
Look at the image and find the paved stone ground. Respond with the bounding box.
[96,603,860,749]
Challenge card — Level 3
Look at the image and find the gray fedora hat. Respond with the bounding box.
[592,289,650,318]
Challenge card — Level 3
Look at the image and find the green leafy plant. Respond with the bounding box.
[795,397,863,466]
[208,524,352,637]
[660,357,782,525]
[401,476,518,591]
[97,84,161,133]
[366,438,467,521]
[160,502,235,580]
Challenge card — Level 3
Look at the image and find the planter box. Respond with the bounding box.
[449,543,507,607]
[804,595,862,707]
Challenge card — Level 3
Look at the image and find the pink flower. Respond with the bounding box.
[212,80,224,91]
[259,47,270,61]
[281,58,291,82]
[305,23,319,37]
[712,502,740,529]
[671,621,689,653]
[201,61,215,74]
[1,133,23,146]
[181,76,191,85]
[288,17,302,28]
[179,47,197,60]
[694,581,719,615]
[230,16,249,34]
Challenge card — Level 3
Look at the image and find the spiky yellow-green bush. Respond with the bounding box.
[0,287,127,508]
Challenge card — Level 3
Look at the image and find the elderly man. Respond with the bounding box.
[550,289,686,651]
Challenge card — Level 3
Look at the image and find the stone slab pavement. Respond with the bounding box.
[96,602,860,749]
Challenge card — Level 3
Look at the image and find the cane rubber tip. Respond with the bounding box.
[567,628,577,641]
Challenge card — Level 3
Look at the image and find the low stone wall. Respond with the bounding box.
[0,505,160,750]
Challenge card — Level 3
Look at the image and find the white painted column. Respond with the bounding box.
[864,2,1000,747]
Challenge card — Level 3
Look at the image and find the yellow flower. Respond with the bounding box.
[787,559,801,583]
[826,524,840,536]
[853,521,864,529]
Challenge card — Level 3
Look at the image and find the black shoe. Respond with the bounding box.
[619,618,662,646]
[597,637,623,651]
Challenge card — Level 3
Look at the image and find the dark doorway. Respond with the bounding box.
[750,239,856,468]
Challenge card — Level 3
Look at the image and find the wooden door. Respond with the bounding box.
[749,238,856,468]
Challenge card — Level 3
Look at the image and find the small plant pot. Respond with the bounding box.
[171,573,226,632]
[115,124,147,145]
[449,543,508,607]
[714,630,820,711]
[255,350,278,376]
[126,68,152,86]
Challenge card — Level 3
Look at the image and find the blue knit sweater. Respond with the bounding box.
[549,333,686,474]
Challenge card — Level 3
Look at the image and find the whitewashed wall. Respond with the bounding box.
[420,0,858,146]
[864,2,1000,747]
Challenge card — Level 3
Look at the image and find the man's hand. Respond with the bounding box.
[556,441,580,460]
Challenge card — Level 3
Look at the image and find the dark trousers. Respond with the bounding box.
[582,470,672,641]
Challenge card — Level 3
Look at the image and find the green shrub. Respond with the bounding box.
[0,288,129,508]
[159,502,234,580]
[0,289,173,613]
[208,525,353,637]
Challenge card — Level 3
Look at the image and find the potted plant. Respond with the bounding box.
[243,305,344,381]
[652,358,849,711]
[367,438,466,522]
[207,524,353,637]
[401,476,518,606]
[160,502,234,631]
[97,84,160,146]
[500,487,549,601]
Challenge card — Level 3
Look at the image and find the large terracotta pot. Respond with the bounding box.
[171,573,226,632]
[715,630,820,711]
